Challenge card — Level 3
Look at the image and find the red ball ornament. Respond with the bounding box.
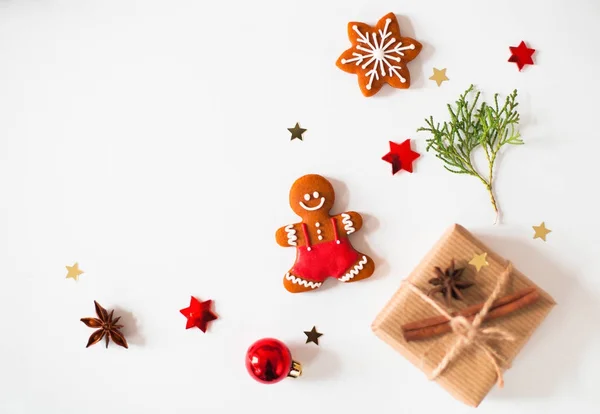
[245,338,302,384]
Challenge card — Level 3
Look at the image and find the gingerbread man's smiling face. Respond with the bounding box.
[289,174,335,218]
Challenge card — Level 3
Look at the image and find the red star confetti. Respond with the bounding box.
[382,139,420,174]
[508,41,535,71]
[180,297,217,332]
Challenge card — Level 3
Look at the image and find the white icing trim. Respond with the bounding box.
[341,213,356,234]
[340,18,415,90]
[315,222,321,227]
[299,197,325,211]
[339,256,368,282]
[317,229,322,234]
[318,235,323,240]
[285,273,322,289]
[284,224,297,246]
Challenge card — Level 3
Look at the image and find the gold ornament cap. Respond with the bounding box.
[287,360,302,378]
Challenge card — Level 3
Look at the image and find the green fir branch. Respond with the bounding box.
[417,85,523,223]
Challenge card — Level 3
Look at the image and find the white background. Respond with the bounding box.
[1,0,599,413]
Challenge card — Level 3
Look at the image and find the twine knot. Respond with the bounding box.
[406,262,515,388]
[450,316,478,341]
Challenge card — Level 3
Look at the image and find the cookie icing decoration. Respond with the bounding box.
[336,12,422,97]
[382,139,420,174]
[508,41,535,71]
[284,224,298,246]
[275,174,375,293]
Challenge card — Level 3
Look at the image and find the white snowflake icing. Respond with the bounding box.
[341,18,416,91]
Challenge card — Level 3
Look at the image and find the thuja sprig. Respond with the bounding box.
[417,85,523,223]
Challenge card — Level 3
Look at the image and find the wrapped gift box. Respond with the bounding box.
[372,224,555,407]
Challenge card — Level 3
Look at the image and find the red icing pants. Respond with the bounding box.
[290,237,359,282]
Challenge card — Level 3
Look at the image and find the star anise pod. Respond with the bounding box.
[427,259,474,307]
[81,301,128,349]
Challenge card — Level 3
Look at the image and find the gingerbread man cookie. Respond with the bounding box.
[275,174,375,293]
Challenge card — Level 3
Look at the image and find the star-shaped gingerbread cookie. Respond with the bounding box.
[336,12,422,97]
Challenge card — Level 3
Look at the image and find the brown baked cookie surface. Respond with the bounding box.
[275,174,375,293]
[336,12,422,97]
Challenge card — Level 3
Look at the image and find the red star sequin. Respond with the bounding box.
[180,297,217,332]
[508,41,535,71]
[382,139,420,174]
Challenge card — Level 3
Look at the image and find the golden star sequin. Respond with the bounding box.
[429,68,449,86]
[469,252,489,272]
[533,222,551,241]
[304,326,323,345]
[65,262,84,281]
[287,123,306,141]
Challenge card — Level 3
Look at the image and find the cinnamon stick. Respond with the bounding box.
[402,287,536,332]
[402,288,540,342]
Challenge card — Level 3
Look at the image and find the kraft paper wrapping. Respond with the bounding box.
[372,224,555,407]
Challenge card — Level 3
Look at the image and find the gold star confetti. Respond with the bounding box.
[287,123,306,141]
[533,222,551,241]
[304,326,323,345]
[429,68,449,87]
[65,262,84,281]
[469,252,489,272]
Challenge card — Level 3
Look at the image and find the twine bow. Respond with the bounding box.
[405,263,516,387]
